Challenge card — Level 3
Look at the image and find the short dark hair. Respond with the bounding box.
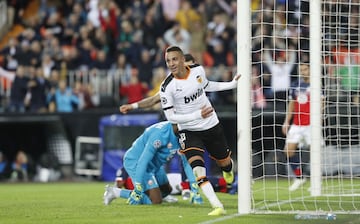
[165,46,184,55]
[184,54,195,62]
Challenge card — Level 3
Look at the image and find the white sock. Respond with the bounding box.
[193,166,224,208]
[200,181,223,208]
[113,187,121,197]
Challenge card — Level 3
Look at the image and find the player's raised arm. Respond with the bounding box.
[204,74,241,92]
[119,93,161,114]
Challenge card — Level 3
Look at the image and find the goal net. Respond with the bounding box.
[238,0,360,214]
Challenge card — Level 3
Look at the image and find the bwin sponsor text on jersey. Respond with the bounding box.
[184,88,204,103]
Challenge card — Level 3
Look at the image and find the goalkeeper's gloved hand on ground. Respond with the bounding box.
[127,183,143,205]
[189,182,203,204]
[190,191,203,205]
[190,182,199,192]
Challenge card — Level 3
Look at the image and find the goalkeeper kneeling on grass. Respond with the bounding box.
[103,121,203,205]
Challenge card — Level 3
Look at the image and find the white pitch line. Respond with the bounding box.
[198,213,242,224]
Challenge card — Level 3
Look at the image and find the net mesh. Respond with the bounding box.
[250,0,360,214]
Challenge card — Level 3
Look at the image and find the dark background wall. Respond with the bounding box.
[0,105,354,177]
[0,107,280,173]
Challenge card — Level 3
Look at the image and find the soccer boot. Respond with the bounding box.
[103,184,116,205]
[289,178,307,191]
[208,207,227,216]
[181,189,191,200]
[223,170,234,190]
[162,195,178,203]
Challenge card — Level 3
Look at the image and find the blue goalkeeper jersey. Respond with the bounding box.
[123,121,181,184]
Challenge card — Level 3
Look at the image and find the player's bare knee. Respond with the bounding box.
[152,197,162,204]
[147,189,163,204]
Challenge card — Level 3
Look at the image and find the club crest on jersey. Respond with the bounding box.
[153,140,161,149]
[167,142,173,149]
[180,142,185,149]
[196,75,202,83]
[297,92,308,104]
[161,97,167,104]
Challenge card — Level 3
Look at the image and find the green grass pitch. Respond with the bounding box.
[0,181,359,224]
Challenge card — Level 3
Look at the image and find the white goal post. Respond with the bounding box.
[237,0,252,214]
[237,0,360,215]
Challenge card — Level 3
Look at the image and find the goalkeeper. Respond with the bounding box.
[103,121,203,205]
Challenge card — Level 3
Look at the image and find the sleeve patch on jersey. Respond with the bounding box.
[161,97,167,104]
[153,140,162,149]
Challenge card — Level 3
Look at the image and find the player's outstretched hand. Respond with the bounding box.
[233,74,241,81]
[282,121,290,136]
[119,104,132,114]
[190,192,203,205]
[127,183,143,205]
[127,191,143,205]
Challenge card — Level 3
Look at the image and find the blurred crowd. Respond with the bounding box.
[251,0,360,108]
[0,0,238,113]
[0,0,358,115]
[0,149,30,182]
[0,148,62,182]
[0,0,359,182]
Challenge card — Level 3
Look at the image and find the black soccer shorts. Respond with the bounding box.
[178,123,231,161]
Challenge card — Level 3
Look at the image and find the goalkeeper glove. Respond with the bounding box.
[189,182,203,204]
[190,191,203,205]
[190,182,199,192]
[127,183,143,205]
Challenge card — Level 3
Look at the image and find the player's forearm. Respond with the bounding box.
[180,154,196,184]
[284,101,295,124]
[137,94,160,109]
[121,94,161,113]
[130,94,160,110]
[163,108,202,123]
[205,80,238,92]
[134,148,155,184]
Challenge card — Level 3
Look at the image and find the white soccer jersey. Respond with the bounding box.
[160,65,219,131]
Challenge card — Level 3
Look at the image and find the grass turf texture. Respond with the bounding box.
[0,181,359,224]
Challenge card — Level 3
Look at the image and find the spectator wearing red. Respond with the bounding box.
[99,1,119,40]
[119,65,148,104]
